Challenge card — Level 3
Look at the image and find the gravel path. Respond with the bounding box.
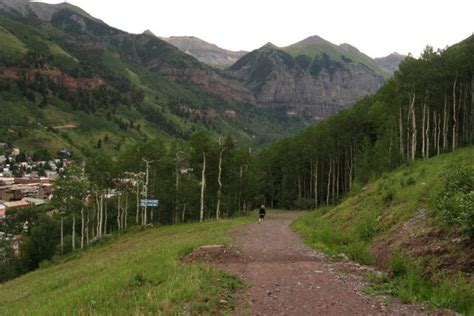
[219,211,436,316]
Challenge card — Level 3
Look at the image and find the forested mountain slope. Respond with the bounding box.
[228,38,387,120]
[258,35,474,209]
[0,1,305,156]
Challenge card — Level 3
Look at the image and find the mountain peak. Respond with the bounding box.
[0,0,97,21]
[289,35,333,49]
[161,36,247,69]
[143,29,156,37]
[261,42,277,49]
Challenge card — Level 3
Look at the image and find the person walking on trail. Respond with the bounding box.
[258,204,266,223]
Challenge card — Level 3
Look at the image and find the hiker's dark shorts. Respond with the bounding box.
[259,214,265,219]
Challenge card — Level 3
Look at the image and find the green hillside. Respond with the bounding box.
[293,147,474,314]
[0,216,252,315]
[282,36,389,78]
[0,9,305,156]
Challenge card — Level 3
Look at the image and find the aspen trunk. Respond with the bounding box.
[60,216,64,253]
[452,75,458,151]
[437,111,441,155]
[349,145,353,189]
[399,107,404,159]
[81,206,84,249]
[443,94,448,150]
[336,157,340,199]
[200,152,206,222]
[136,182,140,224]
[86,207,89,245]
[326,159,332,205]
[421,101,426,158]
[72,213,76,251]
[332,159,336,204]
[425,107,430,158]
[124,193,128,228]
[410,93,417,161]
[216,146,224,220]
[103,192,108,235]
[314,160,318,208]
[117,194,121,230]
[181,203,187,223]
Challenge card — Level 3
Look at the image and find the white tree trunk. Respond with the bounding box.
[216,146,224,220]
[136,182,140,224]
[422,101,426,158]
[452,75,458,151]
[410,93,417,161]
[182,203,187,223]
[117,194,121,231]
[200,152,206,222]
[81,206,84,249]
[314,160,318,208]
[425,107,430,158]
[72,213,76,251]
[443,94,448,150]
[399,107,404,158]
[60,216,64,253]
[326,159,332,205]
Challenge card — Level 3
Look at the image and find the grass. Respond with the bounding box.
[0,216,253,315]
[0,26,27,57]
[292,147,474,314]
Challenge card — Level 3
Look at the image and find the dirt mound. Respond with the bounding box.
[181,245,249,265]
[373,209,474,277]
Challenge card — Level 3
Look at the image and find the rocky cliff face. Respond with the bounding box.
[375,52,406,74]
[161,36,247,69]
[229,45,385,119]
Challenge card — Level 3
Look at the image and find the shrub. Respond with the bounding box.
[383,191,394,204]
[436,166,474,236]
[356,214,378,241]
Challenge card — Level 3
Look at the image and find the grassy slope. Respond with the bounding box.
[0,13,304,155]
[293,147,474,313]
[282,41,389,78]
[0,25,26,56]
[0,216,253,315]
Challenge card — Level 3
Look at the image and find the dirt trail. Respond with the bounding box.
[217,212,434,316]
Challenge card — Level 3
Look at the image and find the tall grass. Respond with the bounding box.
[0,216,252,315]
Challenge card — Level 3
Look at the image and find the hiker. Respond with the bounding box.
[258,204,266,223]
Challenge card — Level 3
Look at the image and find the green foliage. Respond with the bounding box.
[385,252,474,314]
[20,216,60,271]
[0,238,20,283]
[294,148,474,314]
[436,166,474,236]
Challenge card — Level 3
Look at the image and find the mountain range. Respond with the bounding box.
[0,0,406,155]
[160,36,247,69]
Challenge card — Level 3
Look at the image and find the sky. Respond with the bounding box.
[38,0,473,58]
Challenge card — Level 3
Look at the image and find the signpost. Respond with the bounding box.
[140,199,159,207]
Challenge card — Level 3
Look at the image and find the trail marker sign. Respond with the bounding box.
[140,199,159,207]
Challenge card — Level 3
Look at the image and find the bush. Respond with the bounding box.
[436,166,474,236]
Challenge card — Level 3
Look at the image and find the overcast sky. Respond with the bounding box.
[38,0,473,58]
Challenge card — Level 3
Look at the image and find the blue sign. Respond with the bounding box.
[140,199,159,207]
